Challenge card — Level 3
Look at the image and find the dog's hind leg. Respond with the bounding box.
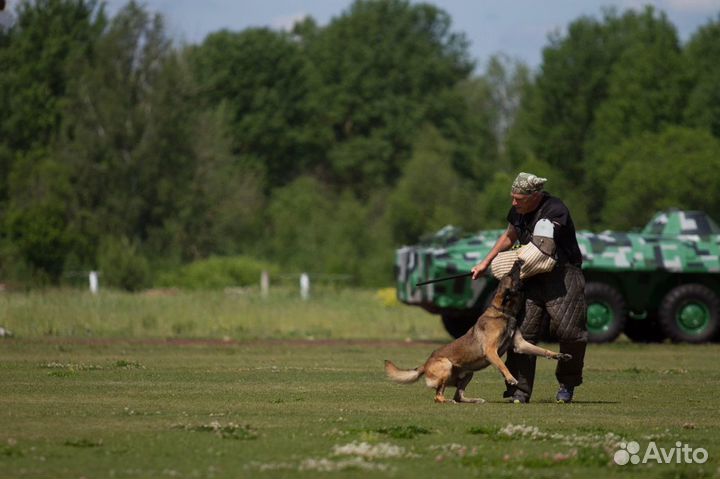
[426,358,453,403]
[452,372,485,404]
[513,330,572,361]
[434,382,448,403]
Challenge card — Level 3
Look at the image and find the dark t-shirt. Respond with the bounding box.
[506,192,583,266]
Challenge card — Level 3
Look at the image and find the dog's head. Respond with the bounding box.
[494,259,525,313]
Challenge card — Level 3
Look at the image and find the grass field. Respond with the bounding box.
[0,288,445,341]
[1,289,719,478]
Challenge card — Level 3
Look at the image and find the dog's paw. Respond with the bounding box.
[557,353,573,361]
[506,377,519,386]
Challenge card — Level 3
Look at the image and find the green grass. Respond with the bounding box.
[1,339,719,478]
[0,288,719,477]
[0,287,444,340]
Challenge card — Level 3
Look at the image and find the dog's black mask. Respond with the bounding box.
[501,285,524,305]
[501,259,525,305]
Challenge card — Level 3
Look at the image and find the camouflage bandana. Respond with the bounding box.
[511,172,547,195]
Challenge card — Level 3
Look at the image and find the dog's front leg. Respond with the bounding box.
[452,372,485,404]
[486,347,518,385]
[513,330,572,361]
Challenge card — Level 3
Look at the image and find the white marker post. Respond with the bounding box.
[300,273,310,300]
[260,270,269,297]
[89,271,99,294]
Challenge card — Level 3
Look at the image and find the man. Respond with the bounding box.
[471,172,587,403]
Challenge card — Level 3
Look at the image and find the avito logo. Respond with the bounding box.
[614,441,708,466]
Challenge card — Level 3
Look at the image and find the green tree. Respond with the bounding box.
[386,126,478,245]
[323,191,395,286]
[515,6,691,225]
[188,28,328,190]
[472,171,515,230]
[442,76,498,189]
[349,193,396,286]
[0,0,103,157]
[303,0,473,195]
[684,16,720,138]
[521,12,615,181]
[4,153,76,282]
[265,175,395,286]
[586,8,687,186]
[458,55,534,191]
[265,176,335,273]
[54,2,208,267]
[0,0,104,281]
[173,104,266,260]
[482,54,531,164]
[520,7,686,191]
[601,127,720,228]
[96,235,151,291]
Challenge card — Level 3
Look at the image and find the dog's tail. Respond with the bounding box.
[384,360,425,384]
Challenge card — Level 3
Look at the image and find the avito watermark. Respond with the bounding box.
[614,441,708,466]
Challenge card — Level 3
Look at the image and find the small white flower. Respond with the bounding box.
[332,441,407,459]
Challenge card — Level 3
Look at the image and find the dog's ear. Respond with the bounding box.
[510,259,524,278]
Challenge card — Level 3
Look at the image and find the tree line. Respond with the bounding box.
[1,0,720,288]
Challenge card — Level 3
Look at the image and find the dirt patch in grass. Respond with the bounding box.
[172,421,258,440]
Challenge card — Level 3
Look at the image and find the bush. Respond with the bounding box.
[97,236,151,292]
[0,241,37,288]
[156,256,279,290]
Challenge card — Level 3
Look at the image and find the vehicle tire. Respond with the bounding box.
[585,282,627,343]
[623,316,665,343]
[658,284,720,343]
[441,314,477,339]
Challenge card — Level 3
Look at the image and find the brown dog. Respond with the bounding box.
[385,260,572,403]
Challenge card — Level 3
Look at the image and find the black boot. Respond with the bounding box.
[503,348,537,403]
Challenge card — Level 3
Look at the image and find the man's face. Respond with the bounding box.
[511,192,539,214]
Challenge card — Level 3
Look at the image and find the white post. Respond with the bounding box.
[89,271,99,294]
[300,273,310,300]
[260,270,269,297]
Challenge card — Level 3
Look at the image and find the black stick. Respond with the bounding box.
[415,272,472,286]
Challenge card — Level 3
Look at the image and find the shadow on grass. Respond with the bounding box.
[482,400,621,404]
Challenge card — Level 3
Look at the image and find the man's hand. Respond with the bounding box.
[471,260,489,280]
[471,226,514,280]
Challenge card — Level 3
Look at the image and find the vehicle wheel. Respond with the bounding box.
[585,282,626,343]
[441,314,477,339]
[658,284,720,343]
[624,316,665,343]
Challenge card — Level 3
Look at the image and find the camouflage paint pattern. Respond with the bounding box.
[396,210,720,312]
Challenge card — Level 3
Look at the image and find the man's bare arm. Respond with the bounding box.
[471,225,518,279]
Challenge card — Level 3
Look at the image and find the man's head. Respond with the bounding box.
[511,172,546,214]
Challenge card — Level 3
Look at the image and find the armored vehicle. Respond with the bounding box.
[395,210,720,343]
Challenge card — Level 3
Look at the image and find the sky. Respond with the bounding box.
[2,0,720,70]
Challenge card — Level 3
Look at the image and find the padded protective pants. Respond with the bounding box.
[503,264,588,400]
